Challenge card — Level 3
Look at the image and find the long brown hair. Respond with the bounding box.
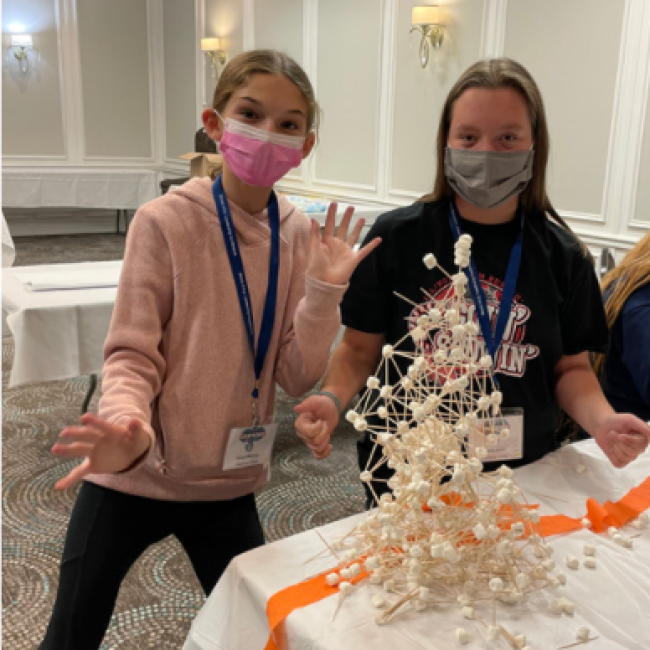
[593,231,650,380]
[421,58,572,232]
[209,49,320,179]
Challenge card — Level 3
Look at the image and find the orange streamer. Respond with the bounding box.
[264,477,650,649]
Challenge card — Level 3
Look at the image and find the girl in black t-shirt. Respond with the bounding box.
[294,58,650,505]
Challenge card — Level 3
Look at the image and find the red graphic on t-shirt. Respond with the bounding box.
[409,276,539,378]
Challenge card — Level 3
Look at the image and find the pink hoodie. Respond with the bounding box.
[87,177,346,501]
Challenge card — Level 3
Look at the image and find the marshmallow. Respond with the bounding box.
[581,517,592,529]
[576,627,590,642]
[340,568,351,580]
[423,253,437,269]
[366,376,380,390]
[487,625,500,640]
[372,594,386,608]
[377,406,388,419]
[379,384,392,398]
[326,573,340,586]
[566,554,579,570]
[489,577,504,592]
[360,471,373,483]
[556,572,567,585]
[583,558,596,569]
[583,544,596,557]
[345,409,359,423]
[575,463,587,474]
[339,581,353,594]
[382,344,394,358]
[461,606,474,619]
[354,418,368,432]
[456,628,470,645]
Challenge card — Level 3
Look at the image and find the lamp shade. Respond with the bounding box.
[11,34,32,48]
[412,6,440,26]
[201,37,220,52]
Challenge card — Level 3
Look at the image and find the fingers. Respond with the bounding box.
[618,432,648,454]
[58,426,103,444]
[355,236,382,263]
[308,218,321,256]
[336,206,355,243]
[52,442,96,459]
[323,202,337,239]
[54,458,91,491]
[295,416,332,459]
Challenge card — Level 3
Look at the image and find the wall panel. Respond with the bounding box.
[391,0,485,196]
[314,0,382,189]
[163,0,197,161]
[504,0,625,216]
[78,0,152,159]
[253,0,303,64]
[2,0,66,157]
[634,84,650,223]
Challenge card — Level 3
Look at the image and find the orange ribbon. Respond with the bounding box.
[264,477,650,649]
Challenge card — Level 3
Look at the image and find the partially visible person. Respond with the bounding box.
[594,232,650,422]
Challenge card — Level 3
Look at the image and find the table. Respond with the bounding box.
[183,439,650,650]
[2,261,120,410]
[2,167,159,233]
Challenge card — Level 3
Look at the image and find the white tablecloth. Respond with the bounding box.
[2,261,120,387]
[183,440,650,650]
[2,167,158,209]
[2,210,16,267]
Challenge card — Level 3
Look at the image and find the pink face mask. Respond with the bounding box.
[216,111,305,187]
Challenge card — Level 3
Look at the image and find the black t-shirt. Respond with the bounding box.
[342,199,608,488]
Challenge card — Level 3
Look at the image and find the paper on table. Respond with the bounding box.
[14,264,122,291]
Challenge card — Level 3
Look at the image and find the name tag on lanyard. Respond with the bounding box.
[223,423,279,470]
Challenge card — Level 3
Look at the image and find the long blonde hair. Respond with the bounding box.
[421,58,572,233]
[209,49,320,180]
[593,231,650,380]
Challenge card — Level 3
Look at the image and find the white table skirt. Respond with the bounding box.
[183,439,650,650]
[2,261,120,387]
[2,167,158,210]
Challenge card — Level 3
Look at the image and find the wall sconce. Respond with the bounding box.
[411,6,444,68]
[8,34,35,76]
[201,37,226,80]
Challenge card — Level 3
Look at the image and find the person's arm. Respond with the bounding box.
[50,207,175,487]
[555,352,650,468]
[294,327,384,459]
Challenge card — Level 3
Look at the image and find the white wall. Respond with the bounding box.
[2,0,649,251]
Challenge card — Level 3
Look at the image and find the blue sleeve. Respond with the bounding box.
[619,303,650,408]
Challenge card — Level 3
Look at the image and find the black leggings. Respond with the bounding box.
[40,482,265,650]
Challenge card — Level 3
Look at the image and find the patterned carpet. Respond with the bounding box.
[2,233,365,649]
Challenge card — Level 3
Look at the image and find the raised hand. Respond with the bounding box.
[592,413,650,468]
[306,203,381,286]
[294,393,340,459]
[51,413,151,490]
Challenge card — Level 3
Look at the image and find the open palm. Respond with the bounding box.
[51,413,151,490]
[306,203,381,285]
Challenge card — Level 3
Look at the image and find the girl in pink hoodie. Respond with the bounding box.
[41,50,380,650]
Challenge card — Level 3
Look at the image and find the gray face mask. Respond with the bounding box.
[444,147,534,209]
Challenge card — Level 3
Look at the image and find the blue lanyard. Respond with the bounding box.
[448,201,524,376]
[212,175,280,404]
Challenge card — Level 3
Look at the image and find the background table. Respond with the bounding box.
[183,439,650,650]
[2,167,159,233]
[2,261,119,392]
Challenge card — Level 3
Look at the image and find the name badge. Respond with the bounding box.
[469,407,524,463]
[222,423,278,471]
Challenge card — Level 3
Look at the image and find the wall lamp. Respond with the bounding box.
[201,37,226,79]
[411,6,444,68]
[8,34,36,76]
